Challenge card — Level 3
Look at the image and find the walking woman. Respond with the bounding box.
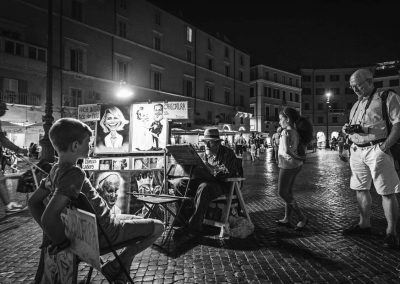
[275,107,313,230]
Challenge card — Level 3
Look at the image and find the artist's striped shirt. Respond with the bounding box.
[204,145,243,179]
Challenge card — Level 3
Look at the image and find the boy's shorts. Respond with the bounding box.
[99,214,155,248]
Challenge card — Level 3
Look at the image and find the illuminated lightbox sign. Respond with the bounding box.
[163,101,188,119]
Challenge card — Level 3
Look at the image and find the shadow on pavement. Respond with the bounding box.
[0,210,32,234]
[277,240,349,271]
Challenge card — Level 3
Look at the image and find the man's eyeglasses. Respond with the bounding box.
[205,140,218,146]
[350,80,366,90]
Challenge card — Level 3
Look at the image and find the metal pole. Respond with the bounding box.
[326,101,330,149]
[40,0,55,162]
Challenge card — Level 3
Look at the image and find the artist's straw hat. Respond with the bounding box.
[202,128,223,142]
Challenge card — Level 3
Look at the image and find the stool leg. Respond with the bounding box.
[85,267,93,284]
[220,183,235,238]
[235,182,251,222]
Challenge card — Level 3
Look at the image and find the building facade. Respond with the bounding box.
[249,65,302,134]
[301,61,400,147]
[0,0,251,147]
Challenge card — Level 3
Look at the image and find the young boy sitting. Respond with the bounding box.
[28,118,164,283]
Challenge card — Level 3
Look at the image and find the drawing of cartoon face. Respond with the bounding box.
[105,112,121,131]
[99,106,129,135]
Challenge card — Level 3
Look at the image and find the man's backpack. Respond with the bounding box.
[381,89,400,158]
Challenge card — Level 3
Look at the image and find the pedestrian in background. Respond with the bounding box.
[0,102,28,216]
[272,127,282,162]
[275,107,313,230]
[312,136,318,152]
[250,140,256,162]
[342,68,400,249]
[235,133,246,157]
[337,132,346,159]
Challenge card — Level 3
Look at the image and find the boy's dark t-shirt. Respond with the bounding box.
[42,162,119,239]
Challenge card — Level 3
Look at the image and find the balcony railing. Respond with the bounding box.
[0,36,47,62]
[264,116,278,122]
[0,91,41,106]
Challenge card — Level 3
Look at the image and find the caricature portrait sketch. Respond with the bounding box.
[95,105,130,154]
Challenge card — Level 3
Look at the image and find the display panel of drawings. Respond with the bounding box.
[92,172,131,215]
[129,170,164,215]
[130,103,168,151]
[95,105,130,154]
[92,170,164,215]
[99,157,131,171]
[132,156,164,170]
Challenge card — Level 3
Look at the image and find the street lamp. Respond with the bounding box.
[325,91,331,149]
[40,0,55,163]
[116,81,134,99]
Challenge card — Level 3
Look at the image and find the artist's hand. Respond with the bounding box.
[48,238,71,255]
[342,123,350,134]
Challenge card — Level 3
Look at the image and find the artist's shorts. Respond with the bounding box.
[349,143,400,195]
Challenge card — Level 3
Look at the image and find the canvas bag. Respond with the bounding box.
[380,89,400,159]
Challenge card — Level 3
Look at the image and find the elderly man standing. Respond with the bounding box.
[174,128,243,242]
[342,68,400,249]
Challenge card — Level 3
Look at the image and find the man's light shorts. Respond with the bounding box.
[350,144,400,195]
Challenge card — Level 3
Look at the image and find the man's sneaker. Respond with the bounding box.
[101,260,119,283]
[383,234,399,249]
[342,224,371,236]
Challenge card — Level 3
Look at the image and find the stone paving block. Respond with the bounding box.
[3,150,400,283]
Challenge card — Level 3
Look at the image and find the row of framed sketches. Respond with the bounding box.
[82,156,164,171]
[79,102,188,155]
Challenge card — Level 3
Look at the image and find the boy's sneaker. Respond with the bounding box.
[383,234,399,249]
[342,224,371,236]
[101,261,119,283]
[6,202,24,212]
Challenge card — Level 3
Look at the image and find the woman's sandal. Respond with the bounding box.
[295,217,308,231]
[275,220,292,228]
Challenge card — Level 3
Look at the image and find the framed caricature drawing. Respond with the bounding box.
[130,103,168,152]
[94,105,131,154]
[93,171,131,215]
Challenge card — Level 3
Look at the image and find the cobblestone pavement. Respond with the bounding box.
[2,149,400,283]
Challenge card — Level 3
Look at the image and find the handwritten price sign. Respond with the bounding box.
[78,104,101,121]
[82,158,99,170]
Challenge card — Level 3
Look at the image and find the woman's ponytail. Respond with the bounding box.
[296,116,314,146]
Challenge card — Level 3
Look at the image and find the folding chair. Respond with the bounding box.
[73,193,145,284]
[134,164,193,247]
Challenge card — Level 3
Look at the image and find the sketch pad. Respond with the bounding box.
[166,144,216,181]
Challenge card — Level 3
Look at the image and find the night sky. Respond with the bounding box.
[150,0,400,73]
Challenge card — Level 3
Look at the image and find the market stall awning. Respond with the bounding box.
[25,122,43,129]
[1,121,26,132]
